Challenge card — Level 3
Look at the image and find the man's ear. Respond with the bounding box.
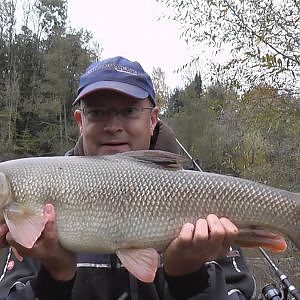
[74,109,83,134]
[150,107,159,134]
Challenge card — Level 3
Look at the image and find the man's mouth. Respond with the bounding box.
[101,142,128,146]
[99,142,130,154]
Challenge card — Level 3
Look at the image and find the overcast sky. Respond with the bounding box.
[67,0,193,89]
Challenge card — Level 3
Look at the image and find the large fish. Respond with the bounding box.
[0,150,299,282]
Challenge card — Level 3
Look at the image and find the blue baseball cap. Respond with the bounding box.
[73,56,156,105]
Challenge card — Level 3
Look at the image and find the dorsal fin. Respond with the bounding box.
[116,150,187,170]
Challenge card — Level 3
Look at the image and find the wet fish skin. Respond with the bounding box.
[0,150,299,255]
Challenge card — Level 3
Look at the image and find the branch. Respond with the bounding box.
[223,0,300,66]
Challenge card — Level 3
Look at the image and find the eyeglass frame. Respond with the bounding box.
[79,105,154,123]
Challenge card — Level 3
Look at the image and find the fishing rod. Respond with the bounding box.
[175,138,202,171]
[259,247,300,300]
[175,138,300,300]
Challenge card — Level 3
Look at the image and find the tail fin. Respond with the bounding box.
[236,228,287,252]
[236,192,300,253]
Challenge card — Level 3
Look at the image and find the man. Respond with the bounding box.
[0,56,256,299]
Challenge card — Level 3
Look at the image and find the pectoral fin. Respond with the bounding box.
[4,202,46,249]
[116,248,159,283]
[236,227,287,252]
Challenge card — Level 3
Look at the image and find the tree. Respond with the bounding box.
[0,0,18,147]
[0,0,99,160]
[166,87,182,115]
[166,78,299,190]
[231,85,300,189]
[193,73,203,96]
[166,77,235,173]
[40,29,93,154]
[35,0,68,37]
[151,67,170,111]
[158,0,300,94]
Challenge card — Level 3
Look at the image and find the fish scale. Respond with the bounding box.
[0,151,299,255]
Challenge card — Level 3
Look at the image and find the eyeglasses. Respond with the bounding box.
[80,106,153,122]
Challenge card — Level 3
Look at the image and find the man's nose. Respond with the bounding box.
[103,112,123,132]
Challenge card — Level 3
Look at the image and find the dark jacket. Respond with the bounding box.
[0,121,256,300]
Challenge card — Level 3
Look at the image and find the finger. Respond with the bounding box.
[44,204,56,223]
[193,218,209,245]
[42,204,57,243]
[176,223,195,247]
[6,231,14,246]
[206,214,225,244]
[32,203,56,248]
[219,217,238,242]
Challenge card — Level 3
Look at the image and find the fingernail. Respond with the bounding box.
[45,204,52,214]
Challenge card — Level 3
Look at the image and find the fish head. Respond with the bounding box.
[0,172,11,222]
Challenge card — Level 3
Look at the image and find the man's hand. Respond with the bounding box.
[6,204,77,281]
[163,214,238,276]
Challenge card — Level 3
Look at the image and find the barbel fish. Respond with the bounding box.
[0,150,299,282]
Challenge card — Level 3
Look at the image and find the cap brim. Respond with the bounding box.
[72,81,148,105]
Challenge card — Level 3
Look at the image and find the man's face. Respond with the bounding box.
[74,91,159,156]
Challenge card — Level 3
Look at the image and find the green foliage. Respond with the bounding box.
[15,129,39,155]
[151,67,170,111]
[158,0,300,94]
[233,86,300,189]
[35,0,68,35]
[0,0,99,161]
[166,81,234,173]
[166,77,300,192]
